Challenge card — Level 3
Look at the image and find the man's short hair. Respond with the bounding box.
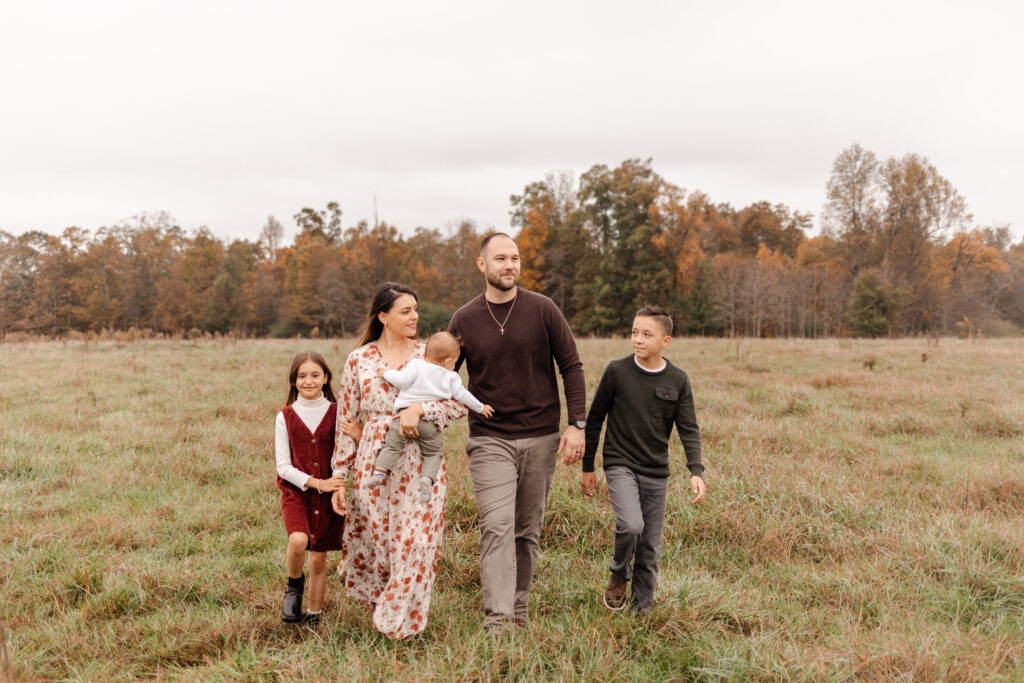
[425,331,461,362]
[635,306,673,336]
[480,232,514,255]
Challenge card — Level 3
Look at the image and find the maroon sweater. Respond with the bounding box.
[449,288,586,439]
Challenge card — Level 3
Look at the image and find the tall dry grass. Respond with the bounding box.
[1,336,1022,680]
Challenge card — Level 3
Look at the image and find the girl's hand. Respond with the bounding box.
[338,416,363,443]
[317,476,346,493]
[331,487,348,515]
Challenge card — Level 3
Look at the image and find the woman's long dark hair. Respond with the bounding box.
[286,350,337,405]
[358,282,419,346]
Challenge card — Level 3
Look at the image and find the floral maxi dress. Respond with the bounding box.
[332,341,466,639]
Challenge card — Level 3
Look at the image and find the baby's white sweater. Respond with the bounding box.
[383,358,486,413]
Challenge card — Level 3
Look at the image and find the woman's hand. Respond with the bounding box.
[398,403,424,438]
[331,486,348,515]
[338,416,363,443]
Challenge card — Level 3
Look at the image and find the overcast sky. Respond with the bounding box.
[2,0,1022,244]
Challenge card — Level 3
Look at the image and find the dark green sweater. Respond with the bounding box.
[583,355,704,479]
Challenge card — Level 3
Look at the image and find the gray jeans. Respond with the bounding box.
[466,432,560,624]
[605,465,669,612]
[374,417,443,482]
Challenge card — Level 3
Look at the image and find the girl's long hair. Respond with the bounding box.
[358,282,419,346]
[286,350,337,405]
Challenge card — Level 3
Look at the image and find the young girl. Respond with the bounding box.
[275,350,346,624]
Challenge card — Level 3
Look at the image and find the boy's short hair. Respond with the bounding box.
[635,306,673,336]
[425,331,461,362]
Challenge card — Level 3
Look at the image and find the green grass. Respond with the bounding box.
[2,337,1023,681]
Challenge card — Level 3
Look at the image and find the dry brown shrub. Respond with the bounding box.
[867,415,936,437]
[810,372,854,389]
[852,649,945,682]
[965,478,1024,513]
[0,331,35,343]
[214,404,267,423]
[969,415,1024,438]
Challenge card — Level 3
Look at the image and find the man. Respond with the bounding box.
[448,232,587,634]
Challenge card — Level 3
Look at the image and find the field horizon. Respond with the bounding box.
[2,336,1022,681]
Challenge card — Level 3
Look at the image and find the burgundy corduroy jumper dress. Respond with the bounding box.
[278,404,344,551]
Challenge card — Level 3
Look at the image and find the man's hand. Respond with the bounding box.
[558,425,585,465]
[331,486,348,515]
[580,471,597,497]
[690,475,706,504]
[398,403,423,438]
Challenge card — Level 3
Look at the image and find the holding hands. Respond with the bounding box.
[307,475,345,493]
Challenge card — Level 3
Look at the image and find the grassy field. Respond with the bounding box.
[1,336,1023,681]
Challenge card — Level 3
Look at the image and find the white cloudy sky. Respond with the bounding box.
[2,0,1022,243]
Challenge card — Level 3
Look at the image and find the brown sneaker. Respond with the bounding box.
[602,573,627,611]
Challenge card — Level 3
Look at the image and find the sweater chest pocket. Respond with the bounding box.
[651,387,678,418]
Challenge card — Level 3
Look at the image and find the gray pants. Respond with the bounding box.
[466,432,560,625]
[605,465,669,612]
[374,417,443,482]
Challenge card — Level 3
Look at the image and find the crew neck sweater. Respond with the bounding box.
[583,355,703,478]
[275,393,331,490]
[449,288,586,439]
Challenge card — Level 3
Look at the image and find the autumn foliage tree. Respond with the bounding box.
[0,149,1020,339]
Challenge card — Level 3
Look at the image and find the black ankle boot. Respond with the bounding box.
[281,575,304,623]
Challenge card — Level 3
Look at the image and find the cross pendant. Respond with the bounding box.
[499,327,504,335]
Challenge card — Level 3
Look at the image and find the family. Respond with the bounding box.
[273,232,707,638]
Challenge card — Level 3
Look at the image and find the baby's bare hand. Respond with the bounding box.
[481,404,494,418]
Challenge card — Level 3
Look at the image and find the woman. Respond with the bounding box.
[330,283,466,639]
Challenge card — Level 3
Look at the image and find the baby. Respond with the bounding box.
[370,331,493,502]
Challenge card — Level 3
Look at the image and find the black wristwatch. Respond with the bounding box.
[573,420,586,429]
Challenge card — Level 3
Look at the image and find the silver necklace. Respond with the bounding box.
[485,295,517,335]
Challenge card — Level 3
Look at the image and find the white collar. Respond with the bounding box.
[294,393,327,408]
[633,355,666,374]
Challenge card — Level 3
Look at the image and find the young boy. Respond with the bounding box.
[369,331,494,502]
[580,305,706,614]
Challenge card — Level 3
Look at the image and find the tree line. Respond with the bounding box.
[2,146,1022,339]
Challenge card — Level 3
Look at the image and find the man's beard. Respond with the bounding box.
[486,270,519,292]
